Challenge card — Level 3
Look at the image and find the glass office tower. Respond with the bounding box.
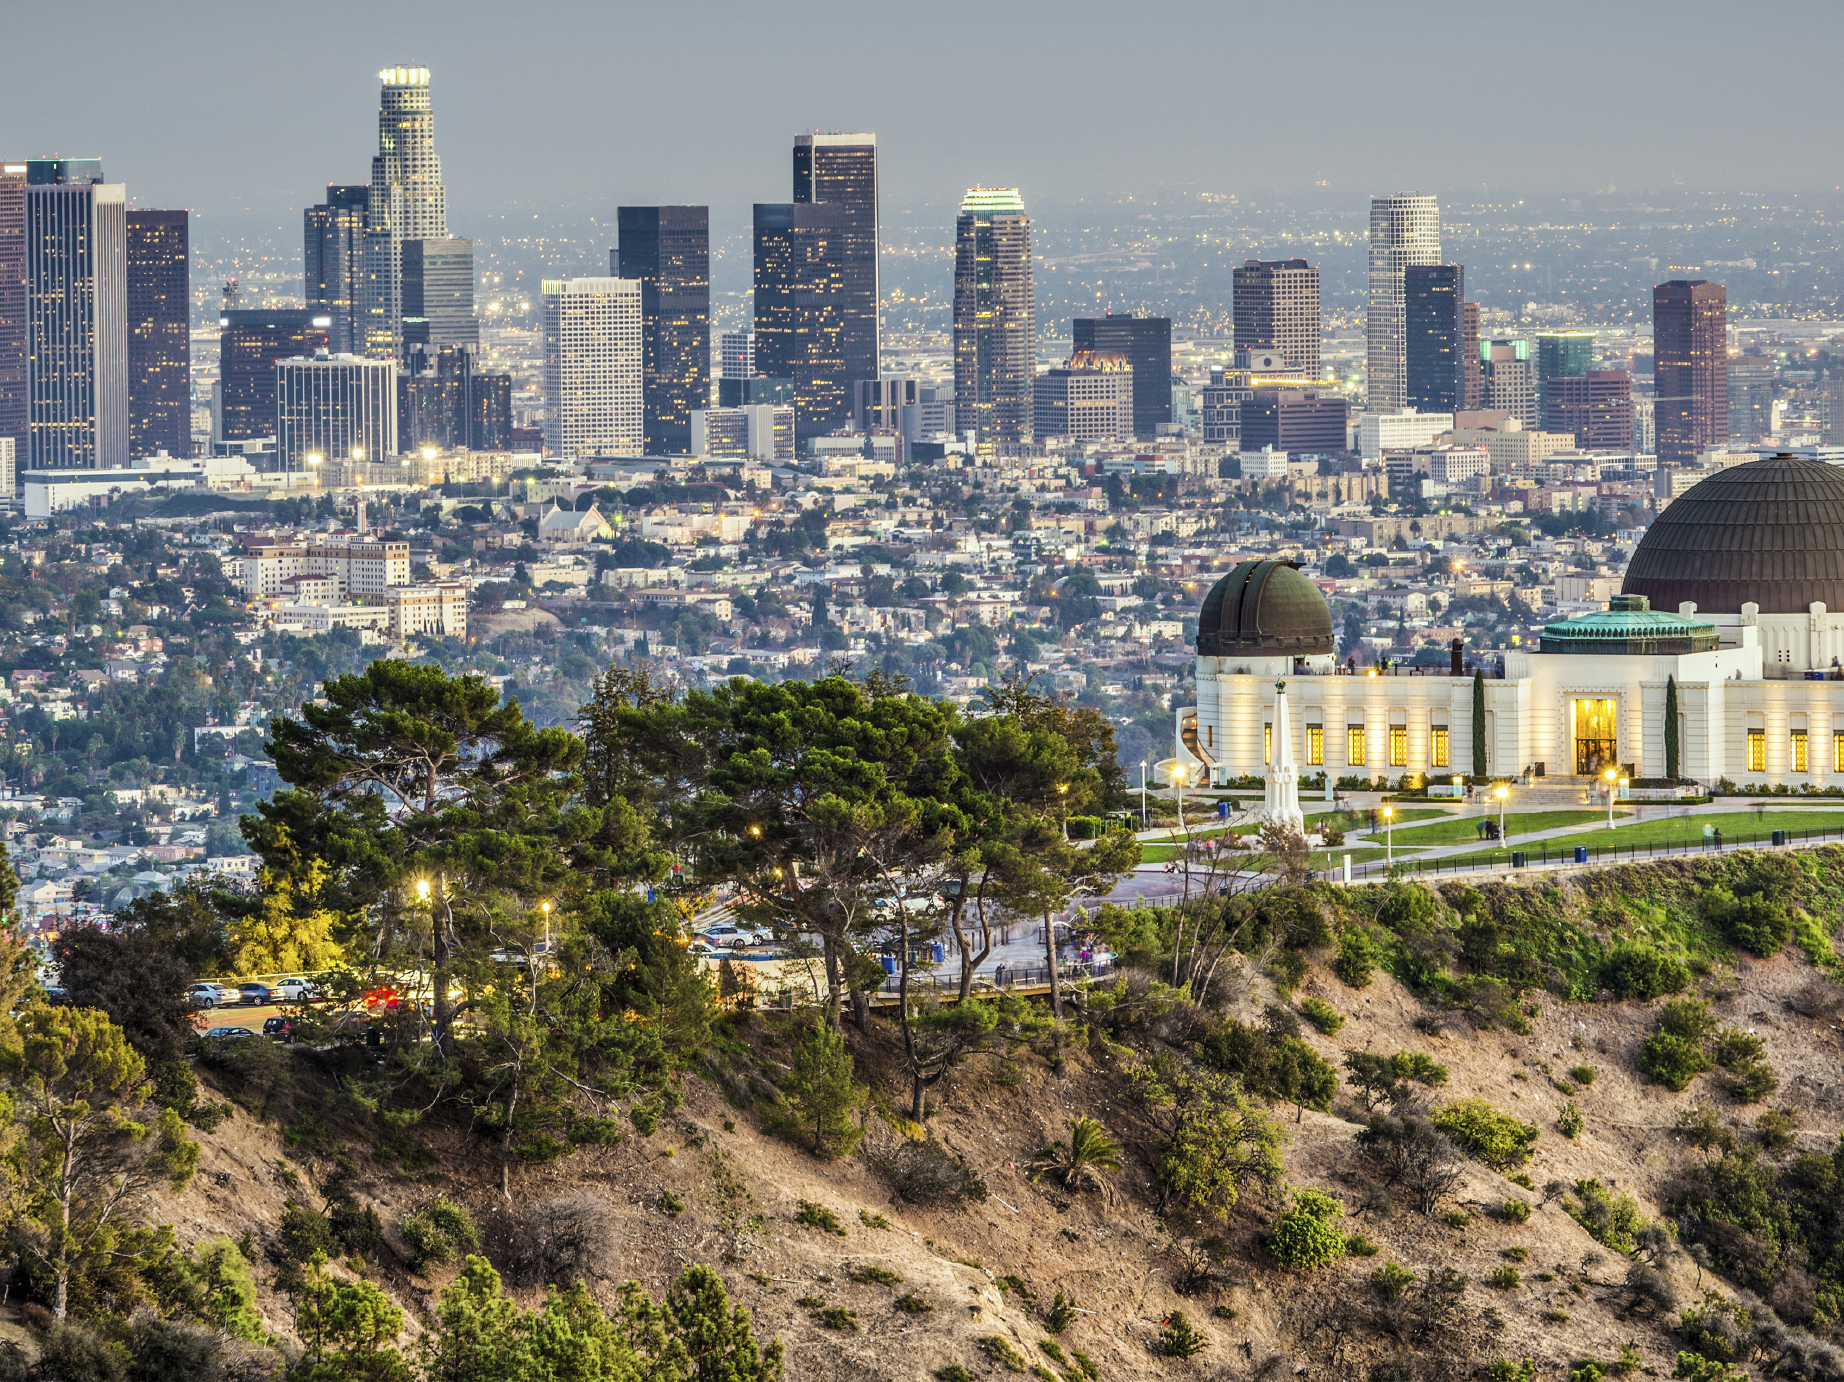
[616,206,710,455]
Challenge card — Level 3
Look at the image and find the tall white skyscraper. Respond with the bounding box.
[361,66,449,360]
[24,161,127,469]
[1366,193,1441,413]
[542,277,642,458]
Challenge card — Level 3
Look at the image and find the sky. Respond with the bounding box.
[14,0,1844,228]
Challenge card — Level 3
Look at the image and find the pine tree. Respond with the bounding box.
[1471,669,1488,781]
[782,1017,863,1158]
[1665,675,1680,782]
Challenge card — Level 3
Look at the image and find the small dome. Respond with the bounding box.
[1623,453,1844,614]
[1196,560,1334,657]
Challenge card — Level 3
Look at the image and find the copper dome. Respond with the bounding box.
[1196,560,1334,657]
[1622,453,1844,615]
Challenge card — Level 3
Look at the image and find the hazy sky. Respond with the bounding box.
[15,0,1844,226]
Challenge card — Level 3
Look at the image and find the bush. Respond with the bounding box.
[1601,942,1690,1000]
[1268,1188,1347,1270]
[1157,1311,1209,1358]
[1065,815,1101,840]
[865,1130,988,1207]
[1642,1033,1712,1091]
[1488,1265,1522,1289]
[1503,1197,1531,1223]
[401,1199,480,1272]
[1198,1015,1338,1110]
[1299,996,1344,1034]
[1565,1179,1646,1254]
[1431,1097,1539,1171]
[502,1192,622,1287]
[1335,929,1378,988]
[850,1264,902,1286]
[980,1336,1029,1372]
[1717,891,1793,958]
[1487,1362,1538,1382]
[1372,1262,1416,1301]
[1043,1290,1077,1333]
[795,1201,846,1235]
[895,1293,933,1313]
[1570,1064,1598,1086]
[1558,1101,1584,1139]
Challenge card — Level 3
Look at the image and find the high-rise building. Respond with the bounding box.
[952,188,1034,458]
[1727,356,1774,445]
[1654,280,1727,467]
[793,133,878,388]
[1824,372,1844,447]
[1460,301,1482,410]
[0,161,25,459]
[1403,264,1464,414]
[1033,351,1134,442]
[1546,371,1633,450]
[1200,366,1250,449]
[541,276,642,458]
[401,237,476,353]
[720,329,754,380]
[616,206,709,455]
[304,186,368,355]
[469,372,512,451]
[275,352,397,470]
[1072,314,1171,436]
[1481,339,1537,427]
[1238,388,1347,455]
[691,404,793,462]
[1535,331,1593,420]
[753,202,846,441]
[25,160,127,470]
[718,376,793,409]
[399,344,473,451]
[361,67,449,360]
[218,309,329,446]
[1366,193,1441,412]
[1232,259,1320,378]
[126,209,190,459]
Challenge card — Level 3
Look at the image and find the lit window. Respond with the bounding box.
[1389,727,1408,768]
[1347,726,1366,766]
[1834,731,1844,774]
[1431,726,1450,768]
[1306,725,1324,766]
[1747,728,1766,773]
[1264,723,1272,765]
[1792,730,1809,773]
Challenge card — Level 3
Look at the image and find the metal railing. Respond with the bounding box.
[875,956,1119,997]
[1343,824,1844,881]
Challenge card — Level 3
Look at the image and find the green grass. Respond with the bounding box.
[1142,842,1413,865]
[1435,807,1844,866]
[1384,809,1625,847]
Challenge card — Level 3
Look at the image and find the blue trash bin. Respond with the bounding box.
[1573,845,1588,864]
[879,955,896,976]
[931,942,945,964]
[1217,800,1230,820]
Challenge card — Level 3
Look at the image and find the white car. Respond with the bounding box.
[695,923,768,949]
[271,977,321,1003]
[186,983,238,1009]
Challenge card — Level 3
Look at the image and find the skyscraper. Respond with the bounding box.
[304,186,368,355]
[361,66,449,360]
[1460,301,1482,410]
[401,237,477,352]
[1654,280,1727,467]
[1366,194,1441,412]
[953,188,1034,458]
[753,202,846,441]
[616,206,710,455]
[793,133,878,388]
[1546,371,1633,450]
[1403,264,1464,413]
[1072,314,1171,437]
[1481,339,1537,427]
[218,309,328,446]
[25,160,127,470]
[541,277,642,458]
[126,209,190,458]
[1535,331,1593,420]
[0,161,24,459]
[275,353,398,470]
[1232,259,1320,378]
[720,329,754,380]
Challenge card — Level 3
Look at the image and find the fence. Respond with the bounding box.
[1344,824,1844,882]
[874,956,1119,999]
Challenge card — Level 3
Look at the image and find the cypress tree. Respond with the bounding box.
[1665,675,1680,782]
[783,1017,863,1158]
[1471,669,1487,781]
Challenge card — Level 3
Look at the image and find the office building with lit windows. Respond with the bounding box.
[541,276,643,458]
[361,67,450,359]
[0,161,24,459]
[304,186,368,355]
[753,202,846,441]
[401,237,477,352]
[1536,331,1593,420]
[1366,193,1441,412]
[126,209,190,458]
[1072,314,1170,436]
[1403,264,1463,413]
[953,187,1034,457]
[1481,338,1538,427]
[793,133,878,388]
[218,309,328,447]
[1654,280,1728,467]
[1232,259,1320,379]
[1546,371,1634,450]
[616,205,709,454]
[275,352,398,471]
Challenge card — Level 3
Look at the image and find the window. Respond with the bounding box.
[1264,723,1272,765]
[1792,730,1809,773]
[1389,726,1408,768]
[1207,724,1214,748]
[1347,725,1366,766]
[1306,725,1324,766]
[1747,728,1766,773]
[1835,730,1844,774]
[1431,726,1450,768]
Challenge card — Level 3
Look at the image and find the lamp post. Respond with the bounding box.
[1140,760,1149,830]
[306,453,322,489]
[1496,783,1508,842]
[1057,783,1069,839]
[1383,805,1393,868]
[1604,767,1617,828]
[540,899,551,953]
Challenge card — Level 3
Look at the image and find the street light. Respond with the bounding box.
[1057,783,1069,839]
[1173,763,1188,835]
[1383,804,1393,867]
[1604,767,1617,828]
[1140,760,1149,830]
[540,898,552,952]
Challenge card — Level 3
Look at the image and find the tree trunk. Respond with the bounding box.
[1044,910,1062,1018]
[54,1132,73,1319]
[500,1071,519,1200]
[822,938,844,1030]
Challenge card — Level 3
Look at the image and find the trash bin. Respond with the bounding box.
[1772,829,1787,846]
[1217,800,1231,819]
[1511,851,1527,868]
[1573,845,1588,864]
[931,942,945,964]
[879,955,896,976]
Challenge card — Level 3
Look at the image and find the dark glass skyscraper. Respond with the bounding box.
[1072,314,1171,437]
[793,133,877,388]
[1232,259,1320,377]
[754,202,846,441]
[401,237,478,351]
[616,206,710,455]
[1403,264,1464,413]
[952,188,1034,458]
[1535,331,1593,420]
[305,185,368,355]
[126,209,190,458]
[1654,280,1727,467]
[218,308,327,445]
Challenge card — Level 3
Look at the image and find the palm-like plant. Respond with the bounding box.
[1028,1115,1122,1200]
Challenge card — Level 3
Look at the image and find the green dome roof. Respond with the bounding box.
[1196,560,1334,657]
[1538,594,1718,655]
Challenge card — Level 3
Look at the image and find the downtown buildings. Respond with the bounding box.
[1654,279,1728,467]
[126,209,190,458]
[616,206,710,455]
[542,277,643,458]
[953,187,1035,459]
[1366,194,1442,413]
[1232,259,1320,379]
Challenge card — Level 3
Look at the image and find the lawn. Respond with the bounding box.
[1381,808,1627,847]
[1432,807,1844,867]
[1142,840,1422,864]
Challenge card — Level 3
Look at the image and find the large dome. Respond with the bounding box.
[1196,560,1334,657]
[1623,453,1844,615]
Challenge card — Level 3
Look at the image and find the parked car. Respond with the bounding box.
[202,1026,255,1040]
[236,982,274,1006]
[696,923,768,949]
[187,983,237,1009]
[271,977,321,1003]
[262,1016,297,1043]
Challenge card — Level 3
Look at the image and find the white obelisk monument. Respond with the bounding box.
[1262,680,1305,832]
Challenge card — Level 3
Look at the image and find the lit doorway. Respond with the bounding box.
[1573,698,1617,776]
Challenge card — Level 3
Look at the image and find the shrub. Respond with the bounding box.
[981,1336,1029,1372]
[1043,1290,1077,1333]
[1720,891,1793,958]
[1503,1198,1531,1223]
[1269,947,1311,996]
[895,1293,934,1313]
[279,1202,334,1263]
[1601,942,1689,1000]
[401,1199,480,1272]
[1755,1108,1799,1154]
[859,1210,891,1229]
[1565,1179,1646,1254]
[1198,1015,1338,1110]
[1570,1064,1598,1085]
[850,1264,902,1286]
[1559,1101,1584,1139]
[817,1306,858,1331]
[504,1193,622,1287]
[1158,1311,1209,1358]
[794,1201,846,1235]
[1709,1027,1777,1103]
[1347,1234,1380,1256]
[937,1368,976,1382]
[1431,1097,1539,1171]
[1269,1188,1347,1269]
[1679,1296,1753,1364]
[1571,1364,1606,1382]
[1642,1033,1712,1091]
[1489,1265,1522,1289]
[1673,1354,1748,1382]
[1335,929,1378,988]
[865,1131,988,1207]
[1300,996,1345,1034]
[658,1191,684,1216]
[1503,1247,1529,1262]
[1487,1362,1538,1382]
[1372,1262,1416,1301]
